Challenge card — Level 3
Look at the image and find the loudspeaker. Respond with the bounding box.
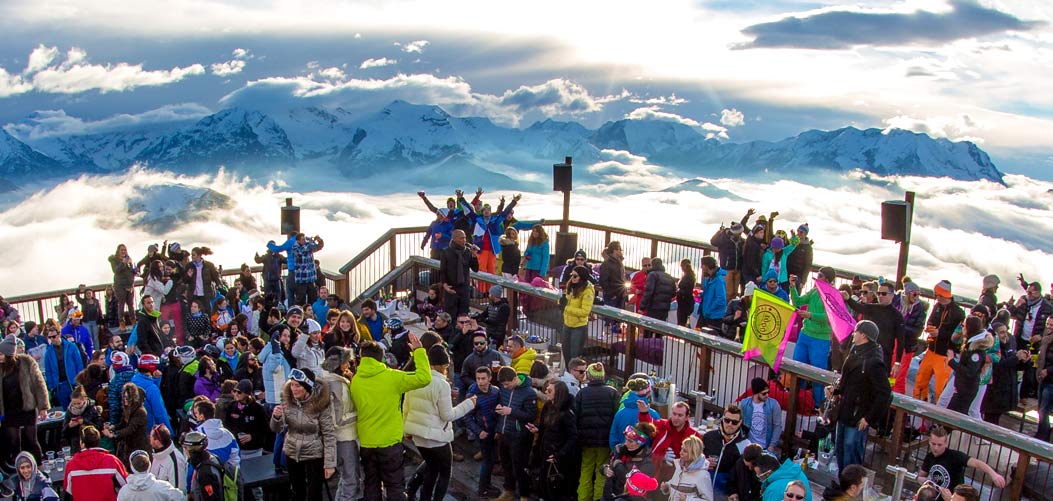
[553,162,572,192]
[881,200,910,242]
[280,198,300,236]
[554,232,578,267]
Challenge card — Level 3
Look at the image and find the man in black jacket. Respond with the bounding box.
[710,209,753,301]
[844,281,905,369]
[478,285,510,346]
[741,225,766,289]
[785,224,813,293]
[439,230,478,317]
[1011,281,1052,400]
[574,362,620,501]
[183,431,225,501]
[640,258,676,325]
[223,380,269,458]
[828,320,892,470]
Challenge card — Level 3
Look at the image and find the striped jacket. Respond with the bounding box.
[64,447,128,501]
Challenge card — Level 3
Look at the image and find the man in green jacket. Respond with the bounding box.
[789,266,835,405]
[351,334,431,501]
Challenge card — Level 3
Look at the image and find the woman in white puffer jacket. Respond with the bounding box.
[663,435,714,501]
[403,345,476,501]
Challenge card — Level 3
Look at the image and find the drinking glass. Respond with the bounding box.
[41,460,52,475]
[62,446,72,460]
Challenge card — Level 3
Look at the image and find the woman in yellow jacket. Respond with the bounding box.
[561,265,595,365]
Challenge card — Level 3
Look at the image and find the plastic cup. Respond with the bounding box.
[62,446,72,460]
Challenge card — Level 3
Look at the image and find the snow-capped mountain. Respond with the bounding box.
[3,100,1005,188]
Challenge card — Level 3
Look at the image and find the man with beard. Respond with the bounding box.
[128,296,165,357]
[440,229,478,317]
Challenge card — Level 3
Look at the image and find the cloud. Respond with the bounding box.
[360,57,397,69]
[626,106,729,139]
[0,44,205,97]
[586,149,678,193]
[4,103,213,140]
[736,0,1043,50]
[883,114,987,143]
[497,79,627,116]
[231,48,251,59]
[210,59,246,76]
[720,108,745,127]
[629,93,688,106]
[396,40,430,53]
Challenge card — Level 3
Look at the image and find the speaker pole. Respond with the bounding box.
[896,191,915,287]
[553,157,577,266]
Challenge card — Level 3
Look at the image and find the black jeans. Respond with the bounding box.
[498,433,532,497]
[361,443,406,501]
[478,435,495,490]
[444,285,470,317]
[407,443,453,501]
[287,456,325,500]
[1,423,41,467]
[292,282,317,307]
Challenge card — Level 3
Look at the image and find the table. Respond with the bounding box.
[37,409,65,455]
[241,452,289,501]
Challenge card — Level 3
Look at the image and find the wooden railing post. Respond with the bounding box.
[624,324,638,377]
[1011,452,1029,499]
[604,230,611,247]
[388,234,398,272]
[889,408,905,463]
[507,290,519,332]
[650,239,659,259]
[698,344,711,393]
[782,373,800,454]
[36,299,45,323]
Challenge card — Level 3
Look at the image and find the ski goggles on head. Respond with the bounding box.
[289,368,314,390]
[623,425,647,444]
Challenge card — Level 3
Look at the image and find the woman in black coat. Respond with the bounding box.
[529,379,579,501]
[982,321,1027,424]
[675,259,696,327]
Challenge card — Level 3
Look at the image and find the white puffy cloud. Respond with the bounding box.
[497,78,627,116]
[0,44,205,97]
[231,48,250,59]
[629,93,688,106]
[210,59,246,76]
[4,103,213,140]
[360,57,397,69]
[316,67,346,81]
[720,108,745,127]
[396,40,430,53]
[883,114,987,143]
[586,149,680,192]
[626,106,729,139]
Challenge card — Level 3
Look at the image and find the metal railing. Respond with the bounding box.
[367,255,1049,500]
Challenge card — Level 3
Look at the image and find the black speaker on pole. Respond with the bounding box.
[553,158,572,192]
[881,200,910,242]
[280,198,301,236]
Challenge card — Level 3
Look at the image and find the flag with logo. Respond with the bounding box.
[742,289,798,371]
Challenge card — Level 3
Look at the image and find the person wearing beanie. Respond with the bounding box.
[1010,280,1052,401]
[259,323,293,408]
[711,210,753,300]
[563,263,597,363]
[573,361,620,501]
[843,280,906,369]
[117,449,183,500]
[223,378,269,461]
[618,470,660,500]
[602,421,658,500]
[271,366,335,499]
[893,280,929,395]
[827,319,891,469]
[738,377,783,451]
[498,226,522,281]
[761,269,789,302]
[741,219,766,290]
[317,346,362,500]
[760,235,796,292]
[1,451,59,500]
[946,316,996,416]
[641,257,676,324]
[785,224,813,294]
[789,266,837,405]
[292,317,326,373]
[131,353,174,436]
[478,283,511,347]
[560,248,597,288]
[979,274,1001,318]
[420,195,460,286]
[915,280,965,402]
[403,345,477,501]
[610,377,660,449]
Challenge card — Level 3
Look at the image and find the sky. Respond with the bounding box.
[1,0,1052,177]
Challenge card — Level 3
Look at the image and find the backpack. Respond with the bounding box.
[199,457,243,501]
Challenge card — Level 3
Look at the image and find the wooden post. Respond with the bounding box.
[388,234,398,272]
[890,408,905,463]
[650,239,659,260]
[1011,452,1030,499]
[507,289,519,332]
[604,230,612,247]
[782,373,800,454]
[625,324,638,376]
[36,299,45,323]
[896,191,915,286]
[698,345,712,393]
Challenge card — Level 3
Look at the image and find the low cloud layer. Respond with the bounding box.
[4,103,213,140]
[625,106,729,139]
[737,0,1042,50]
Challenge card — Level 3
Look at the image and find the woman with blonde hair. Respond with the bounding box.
[663,434,713,500]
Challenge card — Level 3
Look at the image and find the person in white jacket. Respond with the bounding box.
[403,345,477,501]
[148,424,188,494]
[319,346,362,501]
[293,319,326,373]
[663,435,714,501]
[142,262,173,308]
[118,450,184,501]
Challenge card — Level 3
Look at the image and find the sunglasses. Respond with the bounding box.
[785,493,806,500]
[723,417,741,425]
[759,391,769,396]
[474,341,488,346]
[47,334,59,340]
[572,368,586,374]
[876,291,889,296]
[458,320,470,324]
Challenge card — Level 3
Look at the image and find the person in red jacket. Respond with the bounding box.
[636,399,700,484]
[64,426,128,501]
[628,257,652,314]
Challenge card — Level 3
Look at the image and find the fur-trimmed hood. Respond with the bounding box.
[0,353,49,417]
[968,332,995,351]
[280,378,331,415]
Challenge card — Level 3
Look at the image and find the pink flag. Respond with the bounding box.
[813,278,855,343]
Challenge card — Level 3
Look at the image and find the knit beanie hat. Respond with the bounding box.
[751,377,768,394]
[110,351,132,371]
[175,345,197,365]
[625,471,659,497]
[934,280,953,299]
[903,281,921,294]
[626,377,651,395]
[769,237,785,251]
[489,285,503,297]
[730,222,744,234]
[797,224,809,235]
[744,282,757,297]
[0,334,16,357]
[983,274,1000,290]
[586,362,606,381]
[305,319,322,334]
[855,320,880,342]
[574,249,587,260]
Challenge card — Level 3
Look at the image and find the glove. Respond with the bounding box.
[664,448,676,464]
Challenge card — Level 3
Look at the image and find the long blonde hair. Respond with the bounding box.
[680,435,702,464]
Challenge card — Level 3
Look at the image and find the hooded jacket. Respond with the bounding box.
[846,298,906,368]
[760,460,811,501]
[2,452,59,501]
[259,339,291,405]
[738,396,784,449]
[108,368,136,425]
[62,397,102,452]
[403,368,476,446]
[497,373,537,437]
[742,234,765,279]
[833,341,892,427]
[523,240,550,276]
[291,334,325,373]
[317,370,358,442]
[510,347,537,374]
[574,380,621,449]
[149,442,188,494]
[459,347,502,391]
[270,380,337,468]
[350,347,432,448]
[563,282,595,329]
[609,392,660,449]
[599,253,627,301]
[110,254,136,289]
[711,228,744,272]
[983,333,1023,415]
[949,332,995,391]
[785,238,813,287]
[113,385,151,465]
[131,371,173,435]
[667,455,715,501]
[641,260,676,314]
[760,245,796,284]
[0,354,49,426]
[117,470,183,501]
[700,268,728,320]
[61,321,94,359]
[64,447,129,501]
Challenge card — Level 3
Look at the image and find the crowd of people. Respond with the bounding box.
[0,190,1047,501]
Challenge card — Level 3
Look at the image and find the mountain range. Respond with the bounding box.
[0,100,1005,193]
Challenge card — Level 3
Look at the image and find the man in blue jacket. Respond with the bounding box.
[43,321,85,407]
[739,378,784,452]
[697,256,728,331]
[61,311,94,360]
[466,366,501,498]
[131,354,174,435]
[609,378,660,449]
[494,366,536,501]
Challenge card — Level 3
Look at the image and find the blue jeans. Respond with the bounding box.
[478,435,495,490]
[1037,384,1053,441]
[835,422,868,469]
[561,325,588,364]
[793,334,831,404]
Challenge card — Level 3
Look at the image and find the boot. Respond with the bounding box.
[473,451,483,461]
[453,451,465,462]
[494,490,515,501]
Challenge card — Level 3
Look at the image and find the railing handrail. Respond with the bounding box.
[376,255,1053,464]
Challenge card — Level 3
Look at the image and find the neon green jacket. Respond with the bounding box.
[789,286,831,340]
[350,347,432,448]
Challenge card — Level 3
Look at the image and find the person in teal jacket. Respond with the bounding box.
[760,237,796,290]
[789,266,836,404]
[522,225,550,280]
[760,458,811,501]
[609,378,660,449]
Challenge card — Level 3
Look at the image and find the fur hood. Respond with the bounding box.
[281,379,331,415]
[968,332,995,351]
[0,353,49,416]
